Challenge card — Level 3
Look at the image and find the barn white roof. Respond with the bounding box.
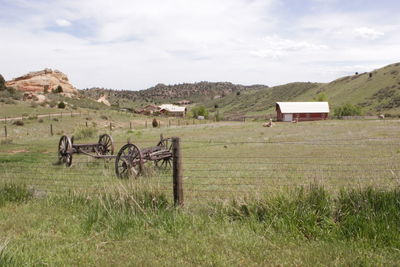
[276,102,330,113]
[159,104,186,112]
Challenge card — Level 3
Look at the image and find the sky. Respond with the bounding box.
[0,0,399,90]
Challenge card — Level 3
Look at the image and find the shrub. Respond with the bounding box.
[38,119,43,123]
[152,118,158,128]
[52,85,63,93]
[100,115,108,120]
[57,101,66,109]
[334,104,362,117]
[0,74,5,90]
[191,106,209,119]
[12,120,24,126]
[236,91,241,96]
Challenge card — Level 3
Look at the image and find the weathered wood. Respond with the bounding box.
[172,137,183,206]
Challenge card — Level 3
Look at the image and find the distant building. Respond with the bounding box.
[159,104,187,117]
[276,102,329,122]
[135,104,160,115]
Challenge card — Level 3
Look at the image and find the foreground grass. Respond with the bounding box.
[0,184,399,266]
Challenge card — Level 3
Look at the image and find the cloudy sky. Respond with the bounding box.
[0,0,399,90]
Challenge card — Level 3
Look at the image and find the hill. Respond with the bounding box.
[209,62,400,118]
[80,82,267,108]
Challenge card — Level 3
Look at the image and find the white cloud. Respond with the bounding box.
[250,35,327,59]
[55,19,71,27]
[354,27,384,40]
[0,0,399,89]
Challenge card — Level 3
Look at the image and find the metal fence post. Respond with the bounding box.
[172,137,183,207]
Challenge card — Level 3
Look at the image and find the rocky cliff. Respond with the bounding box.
[6,68,77,94]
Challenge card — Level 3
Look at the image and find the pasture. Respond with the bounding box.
[1,111,400,265]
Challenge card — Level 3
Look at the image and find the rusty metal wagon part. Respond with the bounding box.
[115,136,173,179]
[57,133,115,166]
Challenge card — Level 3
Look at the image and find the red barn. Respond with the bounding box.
[276,102,329,122]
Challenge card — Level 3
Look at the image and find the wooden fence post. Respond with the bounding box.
[172,137,183,207]
[50,124,53,136]
[86,121,88,127]
[109,122,112,131]
[4,125,7,138]
[130,121,132,130]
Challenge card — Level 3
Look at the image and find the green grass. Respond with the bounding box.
[0,185,399,265]
[1,102,400,265]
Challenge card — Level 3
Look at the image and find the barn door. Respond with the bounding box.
[283,114,293,122]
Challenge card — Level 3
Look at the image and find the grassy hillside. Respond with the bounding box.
[211,62,400,118]
[206,82,321,118]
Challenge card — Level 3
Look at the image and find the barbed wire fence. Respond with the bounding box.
[1,137,400,205]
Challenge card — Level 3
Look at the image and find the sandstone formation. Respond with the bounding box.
[6,68,77,94]
[97,94,111,106]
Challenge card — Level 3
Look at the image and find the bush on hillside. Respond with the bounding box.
[191,106,209,119]
[334,104,362,117]
[0,74,5,90]
[58,101,66,109]
[52,85,63,93]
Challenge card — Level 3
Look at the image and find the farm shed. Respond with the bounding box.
[159,104,187,117]
[276,102,329,122]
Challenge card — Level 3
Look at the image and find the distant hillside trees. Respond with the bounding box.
[191,106,209,119]
[0,74,5,90]
[58,101,66,109]
[334,104,362,117]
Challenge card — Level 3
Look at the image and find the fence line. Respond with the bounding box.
[1,137,400,205]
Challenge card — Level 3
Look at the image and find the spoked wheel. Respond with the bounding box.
[58,135,73,167]
[154,138,172,170]
[98,134,114,155]
[115,144,143,179]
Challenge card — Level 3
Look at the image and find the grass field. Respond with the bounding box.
[1,107,400,265]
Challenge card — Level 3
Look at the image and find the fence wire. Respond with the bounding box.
[0,137,399,203]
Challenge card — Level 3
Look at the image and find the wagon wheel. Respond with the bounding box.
[154,138,173,170]
[115,143,143,178]
[98,134,114,155]
[58,135,73,167]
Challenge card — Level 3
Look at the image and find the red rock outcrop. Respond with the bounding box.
[6,68,77,94]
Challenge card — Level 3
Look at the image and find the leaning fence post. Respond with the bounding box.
[172,137,184,207]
